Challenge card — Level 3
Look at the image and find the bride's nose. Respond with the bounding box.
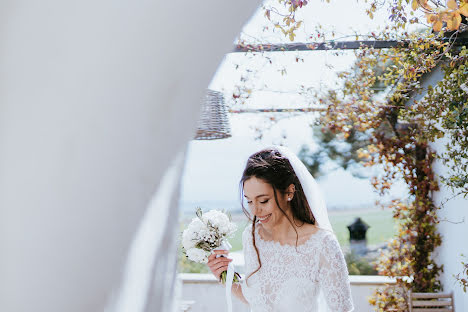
[249,204,258,215]
[252,205,262,217]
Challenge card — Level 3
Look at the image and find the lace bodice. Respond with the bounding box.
[240,224,354,312]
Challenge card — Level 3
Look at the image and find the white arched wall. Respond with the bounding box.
[431,136,468,311]
[413,67,468,310]
[0,1,257,311]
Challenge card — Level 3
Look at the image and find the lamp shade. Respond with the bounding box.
[194,89,232,140]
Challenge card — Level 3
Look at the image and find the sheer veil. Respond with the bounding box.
[270,145,333,232]
[269,145,335,311]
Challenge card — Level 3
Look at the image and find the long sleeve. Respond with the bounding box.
[240,224,255,304]
[242,223,255,277]
[318,232,354,312]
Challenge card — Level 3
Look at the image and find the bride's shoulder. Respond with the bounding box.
[242,222,254,241]
[317,228,341,249]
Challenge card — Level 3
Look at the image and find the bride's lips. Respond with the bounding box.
[257,213,272,223]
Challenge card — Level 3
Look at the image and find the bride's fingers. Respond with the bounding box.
[208,258,232,271]
[207,250,227,262]
[208,258,232,276]
[213,261,230,272]
[215,268,226,280]
[213,250,229,256]
[210,257,232,266]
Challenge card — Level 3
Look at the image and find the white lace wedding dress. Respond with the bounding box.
[240,224,354,312]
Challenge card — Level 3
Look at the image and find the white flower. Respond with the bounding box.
[182,218,208,250]
[461,82,468,94]
[186,247,209,264]
[203,210,237,236]
[182,228,196,250]
[181,208,238,265]
[187,217,206,234]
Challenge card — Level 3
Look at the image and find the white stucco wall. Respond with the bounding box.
[412,64,468,310]
[430,135,468,310]
[0,1,258,311]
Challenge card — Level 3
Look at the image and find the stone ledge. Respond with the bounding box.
[348,275,396,285]
[178,273,396,285]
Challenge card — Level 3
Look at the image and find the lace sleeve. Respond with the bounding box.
[319,231,354,312]
[241,223,256,276]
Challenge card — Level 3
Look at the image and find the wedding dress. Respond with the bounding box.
[240,223,354,312]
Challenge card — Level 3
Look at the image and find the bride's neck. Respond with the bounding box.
[261,211,299,242]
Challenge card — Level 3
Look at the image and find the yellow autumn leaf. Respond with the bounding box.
[433,20,443,31]
[412,0,419,10]
[426,14,437,23]
[459,3,468,16]
[446,11,462,29]
[453,12,462,28]
[446,17,454,30]
[447,0,458,10]
[420,0,432,10]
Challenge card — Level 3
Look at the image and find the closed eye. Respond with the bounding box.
[260,200,269,204]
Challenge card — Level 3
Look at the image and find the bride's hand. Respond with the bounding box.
[207,250,233,282]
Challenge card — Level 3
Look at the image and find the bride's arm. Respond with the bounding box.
[318,231,354,312]
[231,280,249,304]
[207,250,249,304]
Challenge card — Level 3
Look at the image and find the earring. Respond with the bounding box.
[287,198,291,201]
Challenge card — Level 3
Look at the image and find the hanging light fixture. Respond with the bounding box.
[194,89,232,140]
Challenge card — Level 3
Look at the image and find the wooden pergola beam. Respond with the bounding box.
[232,38,468,53]
[228,108,326,113]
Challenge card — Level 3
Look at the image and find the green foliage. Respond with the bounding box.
[298,125,373,179]
[317,33,459,311]
[455,254,468,292]
[261,2,468,309]
[263,0,310,42]
[421,53,468,197]
[346,252,378,275]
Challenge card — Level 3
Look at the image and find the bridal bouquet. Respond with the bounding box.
[182,207,241,284]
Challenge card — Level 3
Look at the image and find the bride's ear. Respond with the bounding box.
[286,184,295,200]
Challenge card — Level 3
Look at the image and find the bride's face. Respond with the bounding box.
[243,176,290,229]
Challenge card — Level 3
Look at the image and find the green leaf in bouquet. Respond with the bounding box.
[195,241,212,252]
[220,270,242,285]
[195,207,203,219]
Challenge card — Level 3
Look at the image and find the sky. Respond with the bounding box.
[179,0,410,212]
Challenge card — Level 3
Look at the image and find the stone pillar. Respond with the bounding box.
[347,217,370,256]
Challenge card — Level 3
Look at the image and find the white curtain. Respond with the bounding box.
[0,1,257,311]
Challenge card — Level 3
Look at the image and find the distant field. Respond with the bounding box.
[329,208,396,247]
[181,208,396,252]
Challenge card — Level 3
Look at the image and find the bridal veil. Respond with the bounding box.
[270,145,333,233]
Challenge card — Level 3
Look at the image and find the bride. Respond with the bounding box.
[207,146,354,312]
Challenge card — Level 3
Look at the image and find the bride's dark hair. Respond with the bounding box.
[239,148,316,284]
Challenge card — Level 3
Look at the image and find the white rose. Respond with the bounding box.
[203,210,232,235]
[186,248,209,264]
[182,228,196,250]
[188,218,206,234]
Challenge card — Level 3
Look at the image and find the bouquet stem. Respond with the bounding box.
[220,270,241,284]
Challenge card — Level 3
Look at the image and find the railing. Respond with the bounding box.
[177,273,396,312]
